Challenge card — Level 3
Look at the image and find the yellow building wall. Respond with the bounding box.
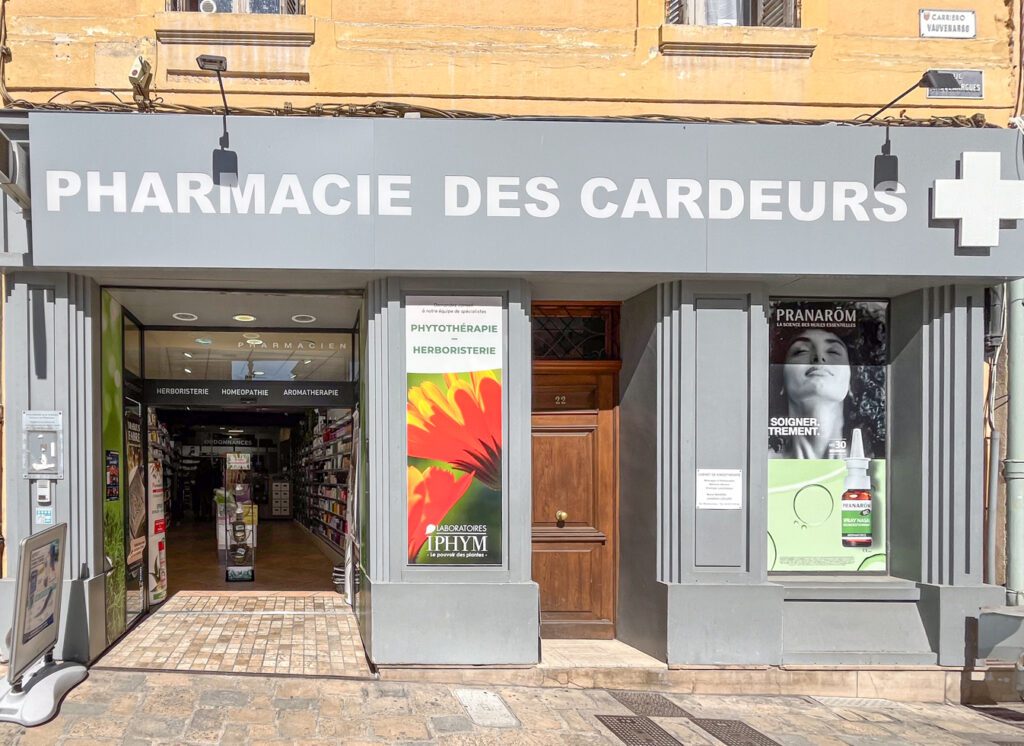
[3,0,1022,121]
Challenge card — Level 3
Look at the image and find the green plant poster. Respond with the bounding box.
[405,296,503,566]
[767,299,888,573]
[101,291,126,642]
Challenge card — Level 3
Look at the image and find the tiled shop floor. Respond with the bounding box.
[96,592,373,678]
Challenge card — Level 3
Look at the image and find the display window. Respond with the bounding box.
[767,299,889,573]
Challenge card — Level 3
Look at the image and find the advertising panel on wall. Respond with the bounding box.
[147,458,167,604]
[406,296,503,566]
[100,292,126,644]
[124,411,146,568]
[767,299,888,573]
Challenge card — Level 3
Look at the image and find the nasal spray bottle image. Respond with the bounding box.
[841,428,872,548]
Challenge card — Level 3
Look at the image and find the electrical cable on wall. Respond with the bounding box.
[0,0,999,128]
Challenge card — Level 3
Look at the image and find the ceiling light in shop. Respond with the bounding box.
[233,314,256,322]
[242,333,261,339]
[195,338,213,345]
[303,360,312,365]
[246,339,264,346]
[291,314,316,324]
[183,352,193,358]
[228,429,244,434]
[254,371,265,376]
[184,368,193,374]
[172,312,198,321]
[290,374,297,379]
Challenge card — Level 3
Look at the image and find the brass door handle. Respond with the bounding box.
[555,510,568,523]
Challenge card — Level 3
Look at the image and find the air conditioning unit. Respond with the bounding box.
[0,130,30,212]
[199,0,217,12]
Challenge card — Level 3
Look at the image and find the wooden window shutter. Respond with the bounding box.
[755,0,797,27]
[666,0,686,24]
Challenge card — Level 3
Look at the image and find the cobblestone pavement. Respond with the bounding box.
[1,668,1023,744]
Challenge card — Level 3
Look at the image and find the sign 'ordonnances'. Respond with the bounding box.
[27,113,1024,278]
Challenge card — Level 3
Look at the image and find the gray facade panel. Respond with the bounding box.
[369,581,539,665]
[26,113,1024,280]
[360,277,538,665]
[1,272,104,663]
[619,288,668,661]
[783,600,934,663]
[694,296,748,569]
[666,584,783,665]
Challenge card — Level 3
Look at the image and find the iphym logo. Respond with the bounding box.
[932,152,1024,248]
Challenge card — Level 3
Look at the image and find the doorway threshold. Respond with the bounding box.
[540,639,667,669]
[93,591,373,680]
[377,639,668,689]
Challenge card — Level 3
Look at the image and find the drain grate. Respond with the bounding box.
[812,696,902,710]
[970,706,1024,724]
[596,715,682,745]
[607,690,691,718]
[692,718,780,746]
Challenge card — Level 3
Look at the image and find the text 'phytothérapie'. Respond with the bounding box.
[45,171,909,222]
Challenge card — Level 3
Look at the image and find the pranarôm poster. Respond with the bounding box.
[767,299,889,573]
[406,296,503,566]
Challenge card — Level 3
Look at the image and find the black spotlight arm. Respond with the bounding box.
[215,70,229,149]
[864,78,923,123]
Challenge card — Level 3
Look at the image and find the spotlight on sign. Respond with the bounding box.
[865,70,961,122]
[197,54,238,187]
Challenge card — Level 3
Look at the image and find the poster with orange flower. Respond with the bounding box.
[406,296,503,565]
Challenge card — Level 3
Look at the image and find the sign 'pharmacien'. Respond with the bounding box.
[45,171,909,222]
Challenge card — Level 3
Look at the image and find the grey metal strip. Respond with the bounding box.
[596,715,682,745]
[692,718,780,746]
[606,690,690,718]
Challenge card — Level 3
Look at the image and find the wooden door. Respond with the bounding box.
[532,362,618,639]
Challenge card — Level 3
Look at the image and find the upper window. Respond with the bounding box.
[532,304,620,361]
[166,0,305,13]
[667,0,797,27]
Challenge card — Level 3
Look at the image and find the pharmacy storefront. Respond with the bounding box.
[1,111,1022,679]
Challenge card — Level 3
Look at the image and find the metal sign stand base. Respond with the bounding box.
[0,656,87,727]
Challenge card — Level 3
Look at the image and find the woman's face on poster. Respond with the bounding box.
[782,329,851,404]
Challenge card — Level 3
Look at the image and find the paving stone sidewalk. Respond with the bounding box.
[1,668,1023,744]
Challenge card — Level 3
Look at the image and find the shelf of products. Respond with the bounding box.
[294,408,353,553]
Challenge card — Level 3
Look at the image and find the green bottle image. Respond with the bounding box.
[841,429,872,548]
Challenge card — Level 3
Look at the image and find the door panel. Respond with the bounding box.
[533,545,595,615]
[532,422,597,529]
[531,367,617,639]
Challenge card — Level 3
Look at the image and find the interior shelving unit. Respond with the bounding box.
[294,408,353,561]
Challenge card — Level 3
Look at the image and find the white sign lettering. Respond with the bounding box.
[43,169,909,225]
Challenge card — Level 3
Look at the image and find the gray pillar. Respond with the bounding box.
[1,272,105,663]
[891,284,1003,666]
[636,280,783,665]
[360,277,538,666]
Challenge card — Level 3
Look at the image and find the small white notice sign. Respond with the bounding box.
[696,469,743,510]
[919,9,976,39]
